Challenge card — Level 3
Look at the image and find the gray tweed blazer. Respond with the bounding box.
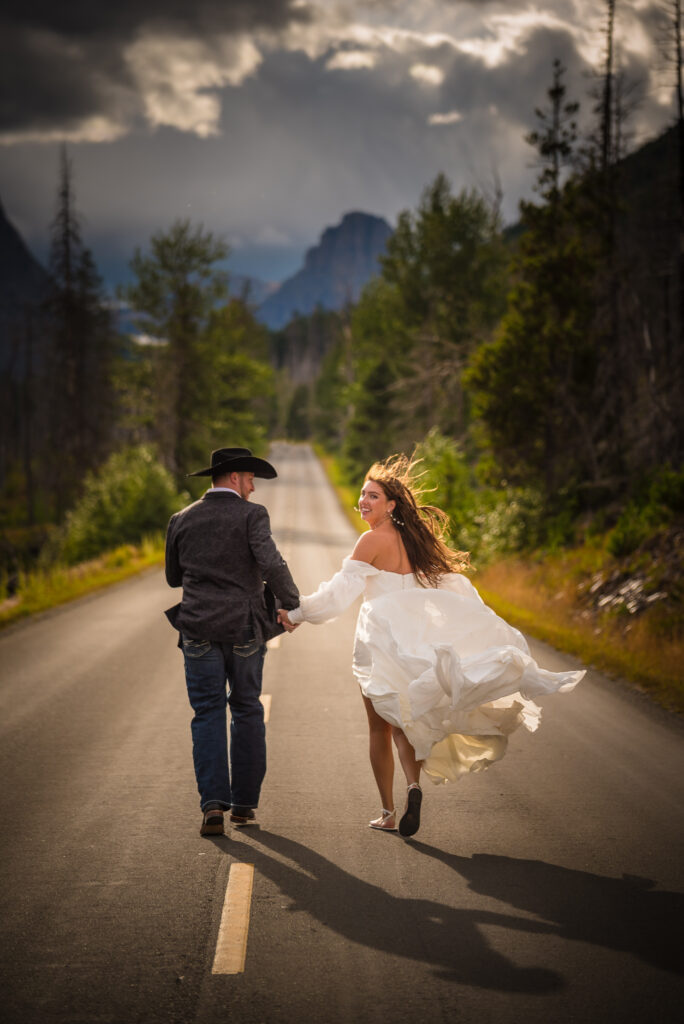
[165,490,299,643]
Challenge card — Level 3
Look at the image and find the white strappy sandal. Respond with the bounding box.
[369,808,397,831]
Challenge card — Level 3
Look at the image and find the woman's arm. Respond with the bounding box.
[278,557,377,626]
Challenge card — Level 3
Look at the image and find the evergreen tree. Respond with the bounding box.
[465,62,602,498]
[125,220,229,478]
[340,277,411,479]
[203,298,275,452]
[46,147,117,516]
[380,176,507,439]
[125,227,274,479]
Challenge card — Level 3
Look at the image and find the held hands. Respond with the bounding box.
[277,608,299,633]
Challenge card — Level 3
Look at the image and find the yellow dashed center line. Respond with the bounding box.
[212,694,270,975]
[212,863,255,974]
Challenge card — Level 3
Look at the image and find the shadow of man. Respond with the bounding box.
[212,829,564,992]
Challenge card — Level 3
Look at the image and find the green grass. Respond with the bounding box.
[0,534,165,629]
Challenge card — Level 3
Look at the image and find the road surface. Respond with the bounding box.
[1,442,682,1023]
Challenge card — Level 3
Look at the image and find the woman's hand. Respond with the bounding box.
[278,608,298,632]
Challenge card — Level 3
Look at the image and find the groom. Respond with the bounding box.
[165,447,300,836]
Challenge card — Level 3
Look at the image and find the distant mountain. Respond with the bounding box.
[0,199,50,377]
[257,211,393,330]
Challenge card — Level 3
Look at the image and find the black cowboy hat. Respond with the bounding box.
[188,447,277,479]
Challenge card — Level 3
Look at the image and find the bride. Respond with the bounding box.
[279,455,583,838]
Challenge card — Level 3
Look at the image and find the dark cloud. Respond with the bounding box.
[0,1,311,135]
[1,1,308,35]
[0,2,671,287]
[0,22,134,134]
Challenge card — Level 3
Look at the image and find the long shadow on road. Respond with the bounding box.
[213,829,682,991]
[216,829,561,992]
[409,839,683,978]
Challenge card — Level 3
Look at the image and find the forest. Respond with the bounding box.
[1,5,682,703]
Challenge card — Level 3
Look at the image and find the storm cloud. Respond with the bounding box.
[0,1,673,284]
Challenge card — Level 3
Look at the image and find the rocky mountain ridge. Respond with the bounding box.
[257,211,393,330]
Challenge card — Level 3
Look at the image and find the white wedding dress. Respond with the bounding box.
[288,557,584,784]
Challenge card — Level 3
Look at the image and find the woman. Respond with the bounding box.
[279,455,583,838]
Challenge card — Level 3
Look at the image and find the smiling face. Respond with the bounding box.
[358,478,396,528]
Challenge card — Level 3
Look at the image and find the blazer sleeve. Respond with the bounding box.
[165,514,183,588]
[247,505,299,609]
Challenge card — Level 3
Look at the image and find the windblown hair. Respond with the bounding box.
[365,454,471,587]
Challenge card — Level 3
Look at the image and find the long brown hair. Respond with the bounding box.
[365,453,471,587]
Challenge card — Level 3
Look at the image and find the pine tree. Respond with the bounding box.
[125,220,229,478]
[46,147,116,516]
[125,224,273,478]
[465,62,602,498]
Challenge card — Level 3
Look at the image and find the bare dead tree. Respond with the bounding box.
[600,0,616,173]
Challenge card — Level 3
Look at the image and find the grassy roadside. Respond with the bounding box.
[315,446,364,533]
[476,559,683,714]
[0,535,165,630]
[318,450,683,715]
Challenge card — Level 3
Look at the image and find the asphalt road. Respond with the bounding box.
[1,442,682,1024]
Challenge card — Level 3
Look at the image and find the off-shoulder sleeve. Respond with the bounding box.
[437,572,486,605]
[288,557,378,625]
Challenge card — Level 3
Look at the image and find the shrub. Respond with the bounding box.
[59,446,186,564]
[412,430,549,559]
[607,503,651,558]
[414,429,477,541]
[647,467,684,517]
[472,488,546,559]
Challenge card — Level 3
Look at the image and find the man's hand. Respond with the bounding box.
[278,609,299,633]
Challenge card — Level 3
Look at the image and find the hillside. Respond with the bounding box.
[0,199,50,378]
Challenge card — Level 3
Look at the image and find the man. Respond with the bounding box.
[165,447,299,836]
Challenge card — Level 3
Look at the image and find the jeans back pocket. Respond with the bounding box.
[182,638,212,658]
[233,638,261,658]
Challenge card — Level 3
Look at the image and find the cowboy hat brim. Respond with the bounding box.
[188,455,277,479]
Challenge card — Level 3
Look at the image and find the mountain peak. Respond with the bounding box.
[258,211,393,330]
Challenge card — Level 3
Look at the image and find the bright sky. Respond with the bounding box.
[0,1,673,285]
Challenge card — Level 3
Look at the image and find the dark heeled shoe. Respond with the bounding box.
[398,784,422,837]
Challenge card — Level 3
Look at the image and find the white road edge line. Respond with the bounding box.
[212,863,255,975]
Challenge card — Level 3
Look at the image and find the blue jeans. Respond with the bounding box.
[182,636,267,812]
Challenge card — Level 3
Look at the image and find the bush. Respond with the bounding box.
[607,503,651,558]
[59,446,187,564]
[412,430,554,559]
[414,429,477,541]
[606,466,684,558]
[647,466,684,517]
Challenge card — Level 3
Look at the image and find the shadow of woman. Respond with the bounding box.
[409,840,684,976]
[212,829,565,992]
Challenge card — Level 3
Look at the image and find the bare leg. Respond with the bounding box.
[362,695,394,811]
[392,726,422,786]
[392,726,424,837]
